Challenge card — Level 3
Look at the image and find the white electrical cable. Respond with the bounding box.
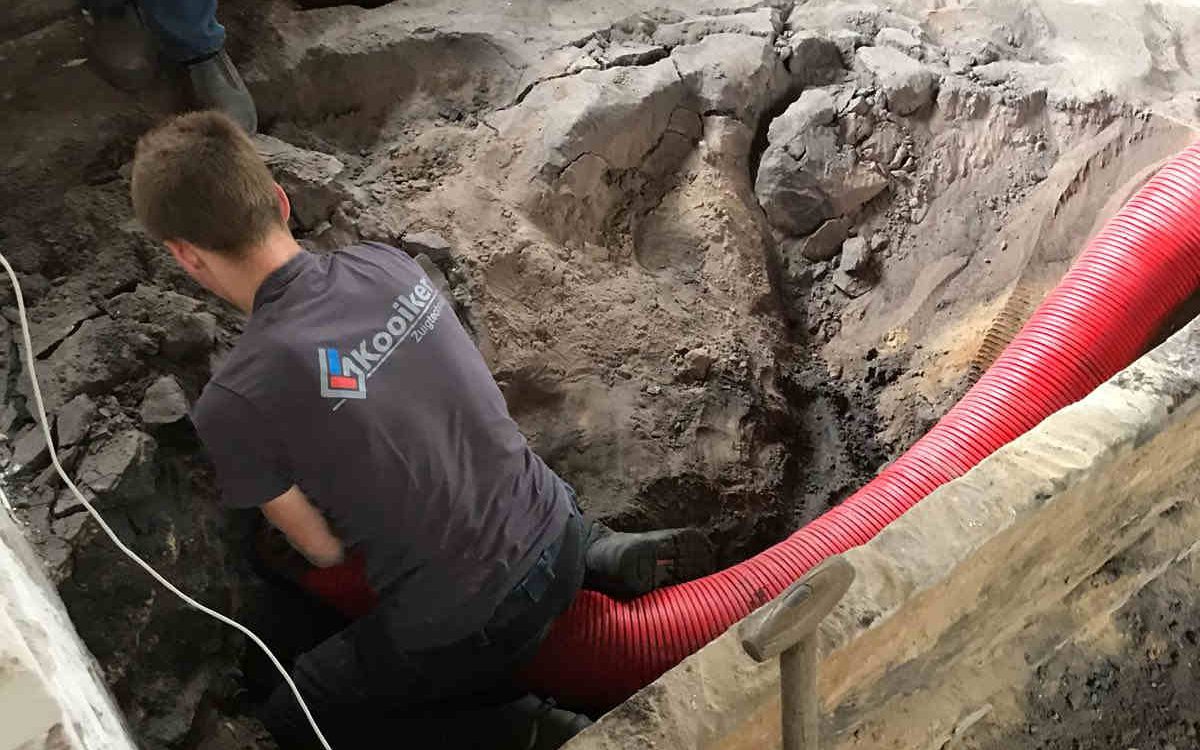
[0,251,333,750]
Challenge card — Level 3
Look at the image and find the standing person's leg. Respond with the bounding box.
[81,0,158,91]
[134,0,258,133]
[133,0,224,63]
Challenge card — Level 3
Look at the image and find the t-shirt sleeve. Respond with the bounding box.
[191,384,293,509]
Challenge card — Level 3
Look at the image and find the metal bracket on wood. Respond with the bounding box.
[739,556,856,750]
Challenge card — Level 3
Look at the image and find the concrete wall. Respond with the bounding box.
[0,502,134,750]
[568,315,1200,749]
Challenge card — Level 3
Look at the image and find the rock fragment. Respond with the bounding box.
[504,57,685,177]
[602,43,667,67]
[767,88,837,144]
[855,46,937,115]
[841,113,874,145]
[11,422,49,472]
[755,88,888,238]
[671,34,787,125]
[677,347,716,383]
[402,230,454,266]
[652,9,778,47]
[162,311,218,360]
[666,108,703,140]
[57,394,96,447]
[786,32,844,86]
[140,376,189,425]
[833,237,875,298]
[256,135,348,230]
[756,156,833,237]
[65,429,157,511]
[25,316,157,412]
[874,27,922,57]
[839,237,872,276]
[794,218,853,262]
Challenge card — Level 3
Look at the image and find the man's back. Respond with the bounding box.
[192,243,569,646]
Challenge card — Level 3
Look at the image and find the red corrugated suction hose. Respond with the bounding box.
[515,141,1200,708]
[302,142,1200,711]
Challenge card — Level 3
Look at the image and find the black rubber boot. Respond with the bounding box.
[84,4,158,92]
[584,523,715,599]
[187,49,259,134]
[500,695,592,750]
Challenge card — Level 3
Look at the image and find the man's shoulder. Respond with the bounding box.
[201,330,290,412]
[333,242,421,273]
[191,380,245,431]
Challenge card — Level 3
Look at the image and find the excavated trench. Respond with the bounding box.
[4,1,1200,748]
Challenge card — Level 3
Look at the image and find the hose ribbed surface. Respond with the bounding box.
[516,142,1200,709]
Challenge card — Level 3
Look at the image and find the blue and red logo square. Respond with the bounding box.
[318,348,367,399]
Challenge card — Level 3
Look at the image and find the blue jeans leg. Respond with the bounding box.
[136,0,225,63]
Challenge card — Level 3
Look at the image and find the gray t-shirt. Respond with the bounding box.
[192,244,569,645]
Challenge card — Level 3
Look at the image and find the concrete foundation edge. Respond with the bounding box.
[0,502,135,749]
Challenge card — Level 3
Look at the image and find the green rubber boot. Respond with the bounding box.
[187,49,258,134]
[584,524,715,599]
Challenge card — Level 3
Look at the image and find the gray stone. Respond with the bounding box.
[30,447,76,495]
[841,113,874,144]
[69,430,157,508]
[50,508,89,542]
[0,404,19,436]
[162,311,218,360]
[828,28,867,61]
[413,255,452,301]
[786,32,845,87]
[25,316,157,412]
[839,236,872,275]
[797,218,853,262]
[505,57,686,177]
[640,131,695,179]
[11,423,49,472]
[855,46,937,115]
[936,77,991,120]
[874,27,922,57]
[255,135,348,230]
[670,34,787,126]
[652,9,779,47]
[139,376,188,426]
[861,121,905,166]
[755,152,834,237]
[756,90,888,237]
[677,347,716,383]
[566,55,602,74]
[603,43,667,67]
[833,269,874,298]
[767,89,837,145]
[0,316,11,407]
[28,299,100,359]
[834,236,875,297]
[666,108,704,140]
[56,394,96,447]
[401,231,454,266]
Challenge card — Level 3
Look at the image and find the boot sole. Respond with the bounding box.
[622,528,715,597]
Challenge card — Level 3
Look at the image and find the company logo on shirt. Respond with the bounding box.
[318,276,446,408]
[317,347,366,399]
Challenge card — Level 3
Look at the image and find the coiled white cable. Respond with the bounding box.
[0,250,333,750]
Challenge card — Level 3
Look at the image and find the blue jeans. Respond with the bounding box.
[84,0,225,63]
